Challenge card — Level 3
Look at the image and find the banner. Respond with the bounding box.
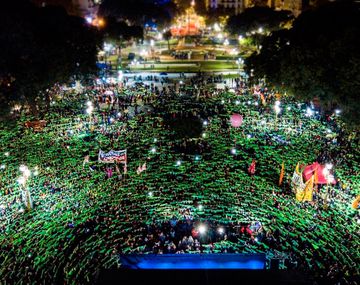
[278,162,285,186]
[291,163,305,192]
[98,149,127,163]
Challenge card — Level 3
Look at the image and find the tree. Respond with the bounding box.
[246,1,360,127]
[102,16,143,58]
[163,30,173,51]
[0,0,102,115]
[226,7,293,36]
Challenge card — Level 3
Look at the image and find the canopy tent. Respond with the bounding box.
[302,162,336,184]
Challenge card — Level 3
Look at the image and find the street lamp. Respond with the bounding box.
[236,58,244,74]
[274,101,281,127]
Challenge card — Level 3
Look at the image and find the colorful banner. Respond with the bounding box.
[296,175,314,202]
[98,149,127,164]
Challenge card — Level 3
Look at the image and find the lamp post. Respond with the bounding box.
[236,58,244,75]
[18,165,33,210]
[86,101,94,126]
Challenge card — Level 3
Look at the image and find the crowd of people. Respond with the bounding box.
[0,73,359,284]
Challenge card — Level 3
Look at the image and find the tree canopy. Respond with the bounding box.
[226,6,293,36]
[0,0,102,115]
[102,17,143,42]
[246,1,360,127]
[98,0,177,28]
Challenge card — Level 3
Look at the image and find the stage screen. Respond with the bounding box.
[120,254,266,270]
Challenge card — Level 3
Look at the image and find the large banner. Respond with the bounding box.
[98,150,127,163]
[296,175,314,202]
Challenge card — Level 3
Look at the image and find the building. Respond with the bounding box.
[207,0,304,16]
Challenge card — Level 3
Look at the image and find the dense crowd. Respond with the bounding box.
[0,74,359,284]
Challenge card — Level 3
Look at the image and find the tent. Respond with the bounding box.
[302,162,336,184]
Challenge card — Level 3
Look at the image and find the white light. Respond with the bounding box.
[247,134,252,139]
[261,120,266,125]
[235,100,240,105]
[325,163,333,170]
[151,147,156,153]
[4,152,9,157]
[150,39,155,46]
[86,106,93,114]
[218,227,224,234]
[274,105,281,114]
[221,100,225,104]
[117,112,122,117]
[195,155,200,161]
[255,237,258,242]
[203,120,208,126]
[179,80,183,84]
[19,165,27,172]
[110,118,114,123]
[23,169,31,178]
[335,109,341,115]
[306,107,313,116]
[254,102,259,106]
[202,133,207,138]
[238,35,243,41]
[118,71,123,80]
[224,39,229,46]
[198,204,203,210]
[33,170,39,176]
[153,138,157,143]
[148,191,153,197]
[85,16,92,24]
[176,160,181,166]
[275,100,281,106]
[231,148,237,155]
[17,177,25,185]
[287,106,291,111]
[198,224,207,235]
[0,164,6,169]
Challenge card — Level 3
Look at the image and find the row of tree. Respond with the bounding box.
[244,1,360,127]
